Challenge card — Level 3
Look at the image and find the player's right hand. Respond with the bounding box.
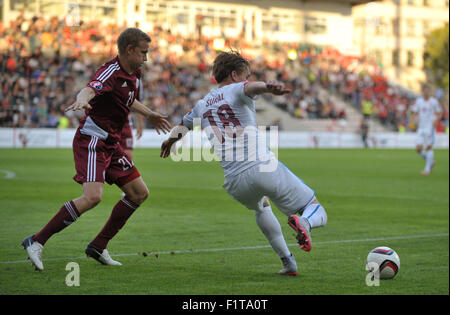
[65,100,92,112]
[147,112,172,135]
[136,126,144,140]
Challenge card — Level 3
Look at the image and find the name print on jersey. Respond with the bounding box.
[206,93,224,107]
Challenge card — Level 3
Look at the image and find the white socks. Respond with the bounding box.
[254,202,291,258]
[424,150,434,173]
[419,150,427,160]
[301,203,327,229]
[253,198,328,258]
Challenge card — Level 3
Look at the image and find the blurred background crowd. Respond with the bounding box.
[0,15,448,133]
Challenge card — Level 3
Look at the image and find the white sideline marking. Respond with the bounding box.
[0,170,15,179]
[3,233,448,265]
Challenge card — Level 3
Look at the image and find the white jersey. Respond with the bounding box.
[182,82,275,177]
[411,97,441,132]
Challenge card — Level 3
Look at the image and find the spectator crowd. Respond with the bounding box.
[0,15,213,129]
[301,46,449,133]
[0,14,448,133]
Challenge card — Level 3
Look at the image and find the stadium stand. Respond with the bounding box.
[0,15,448,133]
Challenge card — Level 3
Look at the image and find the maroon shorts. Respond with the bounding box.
[120,121,133,150]
[73,132,140,186]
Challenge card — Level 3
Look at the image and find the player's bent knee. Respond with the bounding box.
[137,187,149,204]
[84,194,102,209]
[80,181,104,211]
[126,186,149,205]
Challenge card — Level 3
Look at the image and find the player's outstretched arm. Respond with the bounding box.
[131,99,171,135]
[244,80,291,99]
[160,124,190,158]
[65,87,95,112]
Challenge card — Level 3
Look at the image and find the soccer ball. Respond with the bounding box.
[366,246,400,280]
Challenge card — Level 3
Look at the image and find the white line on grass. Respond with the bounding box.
[2,233,448,265]
[0,170,15,179]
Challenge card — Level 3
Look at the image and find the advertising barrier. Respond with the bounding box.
[0,128,448,149]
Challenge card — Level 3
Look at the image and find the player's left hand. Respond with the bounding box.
[160,139,175,158]
[147,113,171,135]
[266,80,291,95]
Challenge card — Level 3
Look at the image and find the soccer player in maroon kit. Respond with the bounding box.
[121,113,144,159]
[22,28,171,270]
[121,77,145,159]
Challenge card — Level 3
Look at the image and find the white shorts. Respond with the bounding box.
[415,129,435,147]
[222,160,315,215]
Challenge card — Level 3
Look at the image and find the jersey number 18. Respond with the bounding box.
[203,104,242,143]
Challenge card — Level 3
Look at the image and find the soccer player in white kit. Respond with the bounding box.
[410,84,441,176]
[160,51,327,276]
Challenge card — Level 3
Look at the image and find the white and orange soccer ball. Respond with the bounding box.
[366,246,400,280]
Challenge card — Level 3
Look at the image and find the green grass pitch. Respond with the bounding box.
[0,148,448,295]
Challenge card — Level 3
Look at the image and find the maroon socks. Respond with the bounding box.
[33,197,139,249]
[33,201,80,245]
[90,197,139,250]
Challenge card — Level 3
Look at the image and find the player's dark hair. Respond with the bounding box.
[212,50,250,83]
[117,28,151,54]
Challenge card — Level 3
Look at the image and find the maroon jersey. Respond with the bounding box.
[120,115,134,150]
[79,56,142,144]
[120,74,144,150]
